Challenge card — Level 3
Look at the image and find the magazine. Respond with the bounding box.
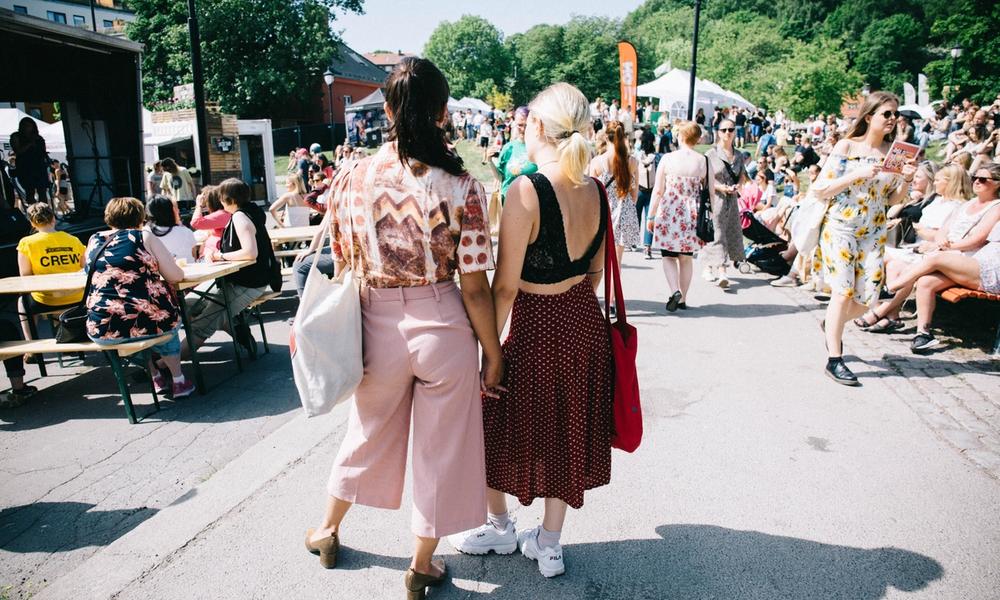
[882,140,921,174]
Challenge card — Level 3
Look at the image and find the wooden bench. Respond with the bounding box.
[939,287,1000,356]
[0,334,175,424]
[243,291,285,355]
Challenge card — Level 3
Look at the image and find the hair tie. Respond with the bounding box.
[557,130,579,140]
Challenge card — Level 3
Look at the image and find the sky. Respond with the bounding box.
[334,0,646,55]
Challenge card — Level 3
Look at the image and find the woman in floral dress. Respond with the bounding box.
[647,121,713,311]
[810,91,916,385]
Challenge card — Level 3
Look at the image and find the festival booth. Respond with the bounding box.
[637,68,755,122]
[141,108,277,204]
[345,89,389,148]
[458,97,492,114]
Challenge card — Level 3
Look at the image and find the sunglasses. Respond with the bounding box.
[718,127,735,133]
[879,110,901,120]
[972,176,999,184]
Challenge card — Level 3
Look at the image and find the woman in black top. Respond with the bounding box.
[10,118,49,207]
[182,178,275,358]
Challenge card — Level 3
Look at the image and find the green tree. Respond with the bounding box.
[766,39,864,120]
[423,15,511,99]
[127,0,362,117]
[557,16,623,104]
[851,14,927,95]
[507,24,566,104]
[922,1,1000,104]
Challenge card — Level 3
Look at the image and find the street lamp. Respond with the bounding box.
[324,68,335,152]
[861,83,870,97]
[686,0,703,121]
[950,45,962,92]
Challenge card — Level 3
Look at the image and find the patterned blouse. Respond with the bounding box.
[328,142,495,288]
[84,229,180,341]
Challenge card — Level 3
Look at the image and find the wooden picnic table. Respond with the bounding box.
[0,260,257,392]
[268,225,320,245]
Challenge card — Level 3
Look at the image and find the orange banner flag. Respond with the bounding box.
[618,41,638,120]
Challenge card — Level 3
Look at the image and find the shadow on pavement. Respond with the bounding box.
[625,300,818,319]
[0,502,157,553]
[860,353,1000,376]
[350,524,943,599]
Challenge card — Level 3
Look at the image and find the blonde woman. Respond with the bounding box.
[450,83,613,579]
[647,121,712,310]
[810,91,915,385]
[857,163,972,332]
[268,173,310,227]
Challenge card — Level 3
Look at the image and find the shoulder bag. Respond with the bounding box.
[290,174,363,417]
[56,234,115,343]
[596,178,642,453]
[696,154,715,243]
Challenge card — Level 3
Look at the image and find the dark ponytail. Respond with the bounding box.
[385,57,465,176]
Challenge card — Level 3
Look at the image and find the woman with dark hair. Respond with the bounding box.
[589,120,639,279]
[636,129,657,258]
[190,185,230,261]
[305,57,503,598]
[10,117,49,206]
[810,91,916,385]
[704,118,748,287]
[144,195,196,260]
[182,178,274,358]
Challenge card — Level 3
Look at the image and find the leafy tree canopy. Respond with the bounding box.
[422,15,510,100]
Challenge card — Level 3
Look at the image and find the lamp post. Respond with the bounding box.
[861,83,870,97]
[324,69,335,152]
[686,0,703,121]
[187,0,211,185]
[950,45,962,96]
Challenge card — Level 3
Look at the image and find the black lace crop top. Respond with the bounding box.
[520,173,608,284]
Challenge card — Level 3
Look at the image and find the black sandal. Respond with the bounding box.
[869,318,904,334]
[852,310,879,329]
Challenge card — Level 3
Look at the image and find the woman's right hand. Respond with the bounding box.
[646,219,655,232]
[293,248,315,264]
[853,163,882,180]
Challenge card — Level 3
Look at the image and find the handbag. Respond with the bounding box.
[290,187,363,417]
[597,178,642,453]
[56,234,115,343]
[696,155,715,243]
[790,192,829,256]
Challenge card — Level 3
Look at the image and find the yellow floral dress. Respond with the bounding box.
[813,153,899,305]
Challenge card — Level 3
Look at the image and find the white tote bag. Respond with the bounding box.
[290,209,363,417]
[790,193,829,256]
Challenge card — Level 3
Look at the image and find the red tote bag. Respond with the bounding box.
[596,179,642,453]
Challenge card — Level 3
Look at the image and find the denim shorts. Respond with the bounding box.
[90,326,182,357]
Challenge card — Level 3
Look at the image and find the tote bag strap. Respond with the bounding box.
[597,178,627,326]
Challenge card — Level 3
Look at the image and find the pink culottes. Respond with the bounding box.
[327,281,487,538]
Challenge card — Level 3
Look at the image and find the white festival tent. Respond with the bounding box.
[0,108,67,161]
[457,97,492,113]
[636,69,755,120]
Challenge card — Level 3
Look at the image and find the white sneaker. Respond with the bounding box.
[770,275,797,287]
[518,526,565,578]
[717,275,730,289]
[701,268,717,282]
[449,521,517,556]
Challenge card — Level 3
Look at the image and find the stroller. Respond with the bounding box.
[740,211,791,277]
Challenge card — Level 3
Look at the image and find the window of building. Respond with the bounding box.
[73,15,86,26]
[13,5,28,14]
[47,11,67,24]
[343,96,352,106]
[103,19,114,29]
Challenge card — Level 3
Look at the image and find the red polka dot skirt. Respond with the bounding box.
[483,280,614,509]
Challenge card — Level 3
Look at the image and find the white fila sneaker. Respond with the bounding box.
[448,521,517,555]
[518,526,565,578]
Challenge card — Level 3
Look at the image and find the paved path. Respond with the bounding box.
[6,252,1000,599]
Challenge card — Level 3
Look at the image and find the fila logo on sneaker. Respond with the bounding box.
[549,555,561,561]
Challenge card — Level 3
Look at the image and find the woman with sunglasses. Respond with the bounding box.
[703,119,747,286]
[810,91,916,385]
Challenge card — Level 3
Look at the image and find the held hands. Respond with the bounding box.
[646,219,655,233]
[480,352,507,400]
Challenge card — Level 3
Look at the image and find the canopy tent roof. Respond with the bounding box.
[898,103,935,120]
[636,68,756,112]
[457,97,492,113]
[345,88,386,113]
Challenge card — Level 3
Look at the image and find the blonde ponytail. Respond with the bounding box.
[529,83,593,185]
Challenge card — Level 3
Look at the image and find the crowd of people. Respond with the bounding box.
[2,117,74,219]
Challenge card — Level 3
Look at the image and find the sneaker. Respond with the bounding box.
[171,378,196,399]
[152,371,170,395]
[717,276,730,289]
[449,521,517,556]
[518,526,565,578]
[911,332,941,354]
[797,280,816,291]
[0,385,37,409]
[701,268,717,282]
[770,275,798,288]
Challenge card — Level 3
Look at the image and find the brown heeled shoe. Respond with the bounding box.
[404,562,446,600]
[304,528,339,569]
